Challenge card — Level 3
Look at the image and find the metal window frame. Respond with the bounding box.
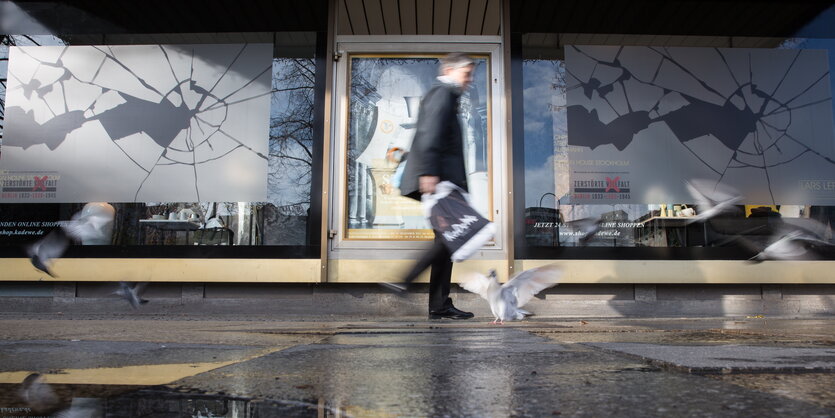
[327,37,507,261]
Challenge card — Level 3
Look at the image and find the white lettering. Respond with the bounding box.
[443,215,478,242]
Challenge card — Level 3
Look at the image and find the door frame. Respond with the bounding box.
[328,36,507,261]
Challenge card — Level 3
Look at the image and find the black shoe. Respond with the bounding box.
[429,306,474,320]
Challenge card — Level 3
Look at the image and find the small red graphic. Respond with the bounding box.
[605,176,620,193]
[33,176,49,191]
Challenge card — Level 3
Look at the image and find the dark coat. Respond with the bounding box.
[400,82,468,201]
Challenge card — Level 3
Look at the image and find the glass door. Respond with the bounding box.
[330,41,503,257]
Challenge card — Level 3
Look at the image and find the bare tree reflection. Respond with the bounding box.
[269,58,316,209]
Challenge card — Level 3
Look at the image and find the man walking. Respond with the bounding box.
[396,53,476,320]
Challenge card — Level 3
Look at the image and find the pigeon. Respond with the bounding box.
[26,228,70,277]
[569,217,604,245]
[683,179,743,224]
[742,227,833,263]
[114,282,149,309]
[19,373,60,414]
[60,209,114,243]
[460,265,562,324]
[26,207,114,277]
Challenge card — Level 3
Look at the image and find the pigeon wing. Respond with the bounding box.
[26,229,70,276]
[134,282,148,296]
[63,212,111,241]
[764,230,833,260]
[115,281,131,297]
[502,264,562,307]
[685,180,717,209]
[686,179,740,206]
[684,179,742,223]
[780,219,830,241]
[499,286,521,320]
[459,272,494,300]
[570,217,602,245]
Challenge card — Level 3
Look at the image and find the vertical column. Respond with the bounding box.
[318,0,339,282]
[635,284,657,303]
[502,0,517,276]
[182,284,205,303]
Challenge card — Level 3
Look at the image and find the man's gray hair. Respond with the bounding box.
[439,52,474,74]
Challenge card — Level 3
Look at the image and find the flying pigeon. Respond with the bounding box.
[460,265,562,324]
[25,228,70,277]
[742,226,833,263]
[19,373,60,414]
[569,217,604,245]
[26,207,114,277]
[683,179,743,224]
[114,282,149,309]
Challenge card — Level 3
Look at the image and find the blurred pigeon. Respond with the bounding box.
[460,265,562,324]
[26,206,114,277]
[19,373,60,414]
[26,228,70,277]
[61,208,114,243]
[743,227,833,263]
[569,217,603,245]
[114,282,149,309]
[684,179,742,224]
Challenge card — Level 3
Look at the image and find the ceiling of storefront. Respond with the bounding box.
[337,0,501,35]
[4,0,831,40]
[511,0,835,38]
[3,0,329,34]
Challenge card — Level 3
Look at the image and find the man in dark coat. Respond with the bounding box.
[395,53,475,320]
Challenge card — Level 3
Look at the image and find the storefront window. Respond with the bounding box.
[0,33,320,250]
[520,34,834,255]
[344,55,490,240]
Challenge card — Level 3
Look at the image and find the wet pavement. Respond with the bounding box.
[0,315,834,417]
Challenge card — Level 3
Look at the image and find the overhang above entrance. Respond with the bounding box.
[337,0,502,36]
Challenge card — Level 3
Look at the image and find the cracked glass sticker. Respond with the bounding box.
[565,45,835,205]
[0,44,272,202]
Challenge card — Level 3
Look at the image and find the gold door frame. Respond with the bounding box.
[342,53,494,241]
[329,39,506,260]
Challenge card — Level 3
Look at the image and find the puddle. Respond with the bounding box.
[0,383,357,417]
[0,361,245,386]
[0,347,284,385]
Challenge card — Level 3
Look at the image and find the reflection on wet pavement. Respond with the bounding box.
[0,318,833,417]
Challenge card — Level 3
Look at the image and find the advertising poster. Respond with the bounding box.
[566,45,835,205]
[1,43,273,203]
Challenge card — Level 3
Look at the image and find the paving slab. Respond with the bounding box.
[0,340,260,372]
[585,342,835,374]
[0,317,833,416]
[170,328,835,417]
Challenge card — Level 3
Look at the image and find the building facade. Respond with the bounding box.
[0,0,833,314]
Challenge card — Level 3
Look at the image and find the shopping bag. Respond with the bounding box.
[422,181,495,262]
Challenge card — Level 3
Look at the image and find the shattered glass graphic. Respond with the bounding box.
[1,44,272,202]
[566,45,835,205]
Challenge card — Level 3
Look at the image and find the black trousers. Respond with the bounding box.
[402,231,453,311]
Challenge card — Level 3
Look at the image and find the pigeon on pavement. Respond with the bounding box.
[115,282,149,309]
[460,264,562,324]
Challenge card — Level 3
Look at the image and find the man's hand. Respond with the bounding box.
[419,176,440,194]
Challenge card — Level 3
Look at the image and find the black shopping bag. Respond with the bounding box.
[423,181,495,262]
